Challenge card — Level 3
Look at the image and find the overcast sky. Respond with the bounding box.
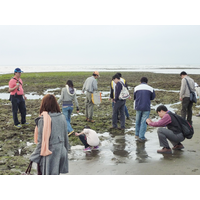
[0,25,200,66]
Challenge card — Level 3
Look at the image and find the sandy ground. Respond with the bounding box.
[67,116,200,175]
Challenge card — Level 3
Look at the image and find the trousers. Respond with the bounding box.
[112,100,126,128]
[157,127,185,148]
[181,97,193,124]
[85,92,94,120]
[62,106,74,133]
[11,95,26,125]
[78,134,89,148]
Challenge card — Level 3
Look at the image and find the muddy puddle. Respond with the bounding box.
[68,127,184,166]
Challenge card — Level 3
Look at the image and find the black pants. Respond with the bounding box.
[181,97,193,124]
[79,134,89,148]
[11,95,26,125]
[112,100,125,128]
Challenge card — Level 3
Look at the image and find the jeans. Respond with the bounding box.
[78,134,89,148]
[62,106,74,133]
[11,95,26,125]
[112,100,126,128]
[181,97,193,124]
[135,110,150,140]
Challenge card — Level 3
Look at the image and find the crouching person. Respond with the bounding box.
[146,105,185,154]
[75,126,100,152]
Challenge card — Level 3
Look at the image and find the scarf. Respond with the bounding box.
[66,85,76,96]
[34,111,52,156]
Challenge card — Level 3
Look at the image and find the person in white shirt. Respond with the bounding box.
[75,126,100,152]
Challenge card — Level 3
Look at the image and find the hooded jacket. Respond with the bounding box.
[58,85,79,110]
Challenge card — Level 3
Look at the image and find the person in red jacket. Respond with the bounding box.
[9,68,28,128]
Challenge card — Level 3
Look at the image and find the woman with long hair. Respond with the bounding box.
[30,94,70,175]
[58,80,79,136]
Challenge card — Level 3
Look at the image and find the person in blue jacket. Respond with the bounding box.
[134,77,155,142]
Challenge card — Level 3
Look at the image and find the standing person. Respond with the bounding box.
[180,71,195,125]
[110,74,127,130]
[134,77,155,142]
[75,125,100,152]
[82,71,100,123]
[8,68,28,128]
[109,72,130,120]
[30,94,70,175]
[146,105,185,154]
[58,80,79,136]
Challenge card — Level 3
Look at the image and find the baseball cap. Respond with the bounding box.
[93,71,100,77]
[14,68,23,73]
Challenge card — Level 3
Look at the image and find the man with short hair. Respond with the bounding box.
[110,74,127,130]
[134,77,155,142]
[179,71,195,124]
[146,105,185,154]
[110,72,130,119]
[82,71,100,123]
[9,68,28,128]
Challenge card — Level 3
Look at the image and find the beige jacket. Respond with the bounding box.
[180,76,195,99]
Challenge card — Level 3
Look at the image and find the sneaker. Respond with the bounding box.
[14,124,22,129]
[157,147,172,154]
[172,144,184,150]
[92,146,99,150]
[22,122,29,126]
[83,147,91,152]
[68,130,74,136]
[135,135,139,139]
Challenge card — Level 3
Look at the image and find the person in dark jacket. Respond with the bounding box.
[110,74,127,130]
[134,77,155,142]
[146,105,185,154]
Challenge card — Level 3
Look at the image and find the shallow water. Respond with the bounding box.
[67,127,181,165]
[0,86,110,100]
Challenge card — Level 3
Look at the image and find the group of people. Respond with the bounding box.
[8,68,197,174]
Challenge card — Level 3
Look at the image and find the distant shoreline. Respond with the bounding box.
[1,64,200,75]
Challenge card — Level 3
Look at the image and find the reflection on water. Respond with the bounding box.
[135,142,149,163]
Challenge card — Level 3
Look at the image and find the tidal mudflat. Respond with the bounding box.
[0,71,200,175]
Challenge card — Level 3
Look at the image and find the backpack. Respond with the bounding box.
[168,112,194,139]
[119,81,130,100]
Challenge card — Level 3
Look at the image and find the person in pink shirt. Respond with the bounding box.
[9,68,28,128]
[146,105,185,154]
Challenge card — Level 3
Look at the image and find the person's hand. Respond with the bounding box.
[24,95,27,100]
[16,84,20,89]
[75,132,79,136]
[146,118,152,124]
[77,111,79,114]
[180,97,182,101]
